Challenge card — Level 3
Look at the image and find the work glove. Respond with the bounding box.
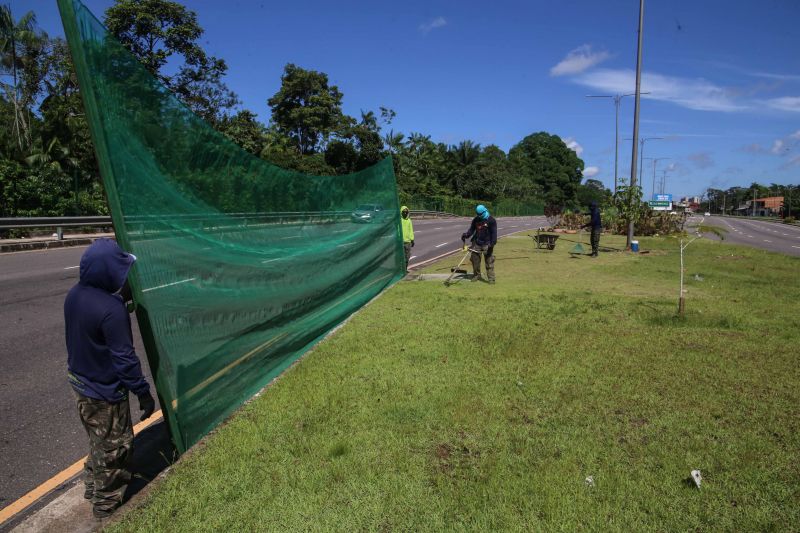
[461,233,468,241]
[411,240,414,247]
[137,392,156,421]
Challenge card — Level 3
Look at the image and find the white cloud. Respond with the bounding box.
[574,68,746,112]
[561,137,583,156]
[780,155,800,169]
[419,17,447,34]
[582,166,600,177]
[771,139,785,154]
[740,143,767,154]
[688,152,714,169]
[550,45,611,77]
[790,130,800,140]
[764,96,800,113]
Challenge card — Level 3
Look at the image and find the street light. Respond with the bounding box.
[624,136,664,192]
[643,157,670,200]
[659,168,672,196]
[627,0,646,249]
[585,92,649,195]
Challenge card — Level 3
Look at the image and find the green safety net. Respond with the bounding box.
[58,0,404,452]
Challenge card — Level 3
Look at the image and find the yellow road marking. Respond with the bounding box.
[0,409,163,526]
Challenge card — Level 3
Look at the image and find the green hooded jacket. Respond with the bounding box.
[400,205,414,243]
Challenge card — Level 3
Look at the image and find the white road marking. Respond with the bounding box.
[783,234,789,236]
[793,246,800,249]
[261,258,280,264]
[433,227,443,230]
[142,277,196,293]
[63,265,79,270]
[434,242,449,248]
[763,240,772,243]
[510,225,518,228]
[409,255,417,260]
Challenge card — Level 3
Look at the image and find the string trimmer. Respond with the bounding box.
[444,238,476,286]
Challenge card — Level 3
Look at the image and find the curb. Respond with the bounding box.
[0,237,105,254]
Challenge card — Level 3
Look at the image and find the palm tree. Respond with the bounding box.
[0,5,40,152]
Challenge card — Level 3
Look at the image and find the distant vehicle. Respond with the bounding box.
[351,204,387,223]
[704,212,711,217]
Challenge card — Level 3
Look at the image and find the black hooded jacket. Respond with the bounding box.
[64,238,150,402]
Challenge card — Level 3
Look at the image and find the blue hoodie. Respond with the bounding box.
[64,238,150,402]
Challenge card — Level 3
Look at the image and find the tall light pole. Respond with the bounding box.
[625,136,663,192]
[637,137,663,186]
[660,168,672,195]
[585,92,648,195]
[643,157,670,200]
[627,0,646,249]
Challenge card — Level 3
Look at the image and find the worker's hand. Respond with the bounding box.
[137,392,156,421]
[461,233,468,241]
[411,240,414,247]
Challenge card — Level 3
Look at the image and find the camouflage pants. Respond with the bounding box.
[76,392,133,514]
[403,242,412,269]
[470,244,495,281]
[591,227,601,255]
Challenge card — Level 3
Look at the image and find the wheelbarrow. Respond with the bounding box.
[530,230,559,251]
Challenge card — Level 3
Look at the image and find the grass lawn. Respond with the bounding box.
[109,233,800,532]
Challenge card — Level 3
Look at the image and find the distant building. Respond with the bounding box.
[735,197,783,216]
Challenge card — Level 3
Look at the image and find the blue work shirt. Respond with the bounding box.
[64,238,149,402]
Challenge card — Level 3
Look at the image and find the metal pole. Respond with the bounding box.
[628,0,645,249]
[614,96,620,195]
[651,158,657,200]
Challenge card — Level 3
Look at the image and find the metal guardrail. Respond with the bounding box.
[0,210,461,240]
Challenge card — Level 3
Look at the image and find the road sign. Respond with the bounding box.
[648,201,671,207]
[653,194,672,202]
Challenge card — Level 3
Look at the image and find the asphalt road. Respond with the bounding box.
[0,215,544,513]
[696,216,800,257]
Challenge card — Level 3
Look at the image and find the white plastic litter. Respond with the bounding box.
[585,475,594,487]
[691,469,702,488]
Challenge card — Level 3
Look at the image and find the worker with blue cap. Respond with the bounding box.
[461,204,498,283]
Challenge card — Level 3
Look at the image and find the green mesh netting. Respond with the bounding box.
[58,0,404,452]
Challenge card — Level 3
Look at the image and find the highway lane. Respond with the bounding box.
[0,215,543,511]
[407,215,547,267]
[697,216,800,257]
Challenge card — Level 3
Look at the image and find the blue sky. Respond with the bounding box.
[11,0,800,197]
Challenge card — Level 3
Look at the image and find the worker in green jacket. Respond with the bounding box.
[400,206,414,271]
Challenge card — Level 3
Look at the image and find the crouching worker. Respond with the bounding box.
[400,205,414,271]
[581,201,602,257]
[64,238,155,519]
[461,204,498,283]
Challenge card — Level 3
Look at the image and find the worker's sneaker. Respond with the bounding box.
[93,506,117,519]
[83,484,94,500]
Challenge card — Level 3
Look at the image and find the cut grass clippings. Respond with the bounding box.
[108,234,800,532]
